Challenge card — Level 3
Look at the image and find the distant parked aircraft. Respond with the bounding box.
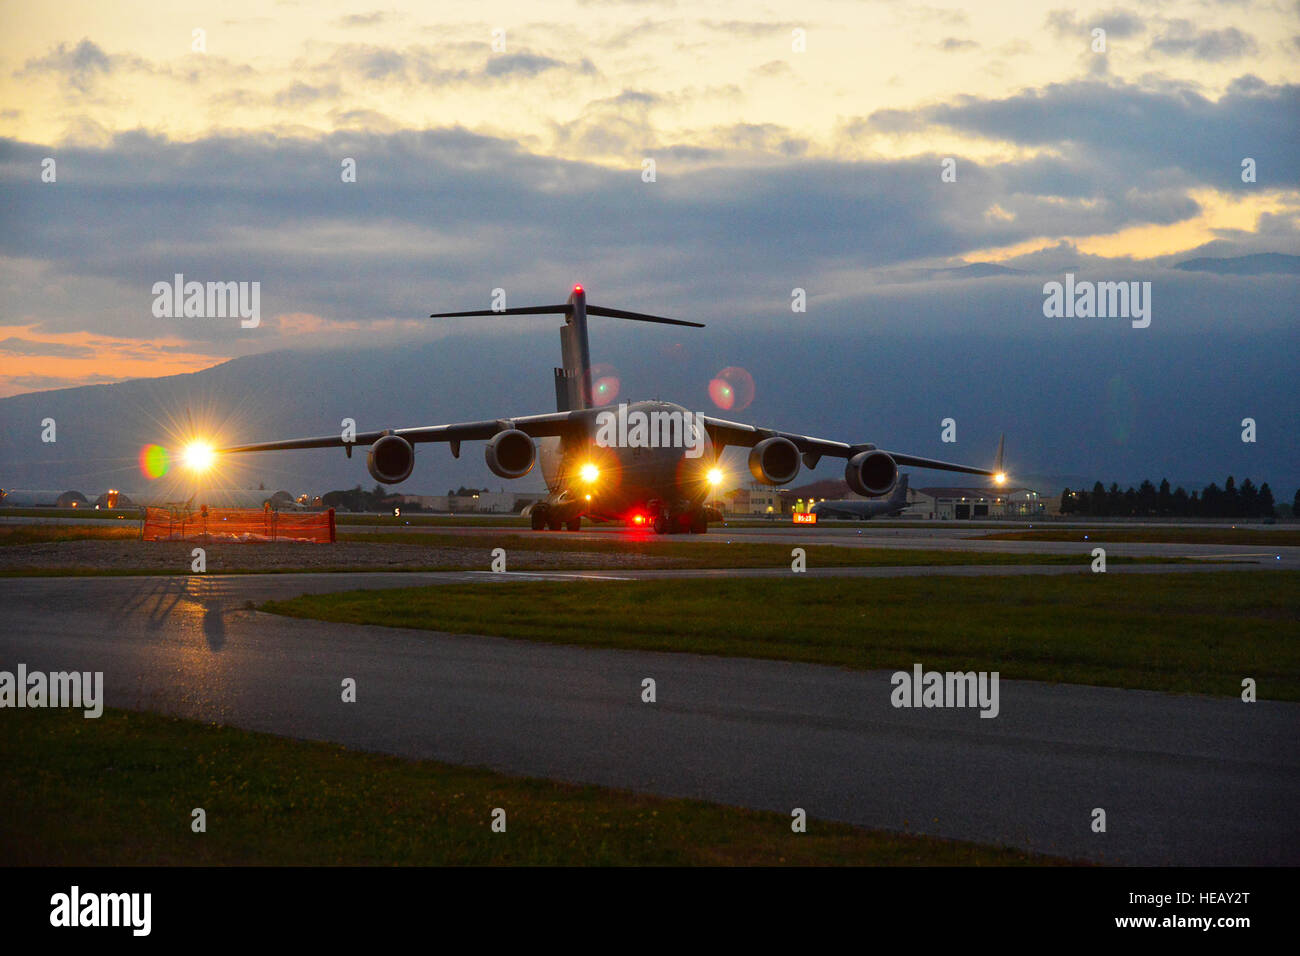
[811,474,912,519]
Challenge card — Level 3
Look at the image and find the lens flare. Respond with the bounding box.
[182,441,216,472]
[707,467,724,486]
[579,462,599,483]
[590,363,621,405]
[138,444,170,479]
[707,366,755,412]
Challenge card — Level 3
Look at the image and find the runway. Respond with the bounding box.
[3,570,1297,865]
[336,522,1300,565]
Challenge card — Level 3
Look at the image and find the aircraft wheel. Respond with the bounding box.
[652,515,668,535]
[530,509,547,531]
[565,517,581,532]
[547,515,563,531]
[690,514,708,534]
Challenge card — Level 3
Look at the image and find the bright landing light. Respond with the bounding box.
[579,462,599,483]
[182,441,216,472]
[707,467,724,486]
[994,472,1007,485]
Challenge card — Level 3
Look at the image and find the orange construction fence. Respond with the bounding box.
[142,506,336,543]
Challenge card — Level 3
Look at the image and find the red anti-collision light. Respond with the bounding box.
[573,284,584,294]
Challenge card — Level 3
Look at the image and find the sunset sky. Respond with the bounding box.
[0,1,1297,489]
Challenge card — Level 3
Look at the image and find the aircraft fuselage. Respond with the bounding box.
[538,400,716,525]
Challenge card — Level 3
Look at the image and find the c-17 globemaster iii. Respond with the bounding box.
[217,285,1007,534]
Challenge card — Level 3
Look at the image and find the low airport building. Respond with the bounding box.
[916,486,1045,519]
[721,484,792,516]
[0,489,74,507]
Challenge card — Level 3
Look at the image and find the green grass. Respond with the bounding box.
[263,572,1300,700]
[0,524,141,546]
[0,708,1065,866]
[0,507,140,520]
[977,528,1299,546]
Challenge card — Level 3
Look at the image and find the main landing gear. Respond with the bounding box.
[528,503,581,531]
[649,510,709,535]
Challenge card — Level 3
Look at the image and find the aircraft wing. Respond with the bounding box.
[220,410,585,456]
[701,416,1000,478]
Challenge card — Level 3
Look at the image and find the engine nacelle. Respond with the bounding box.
[845,450,897,497]
[485,428,535,479]
[748,436,801,485]
[367,434,414,484]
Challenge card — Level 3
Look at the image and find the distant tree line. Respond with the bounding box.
[1059,477,1281,518]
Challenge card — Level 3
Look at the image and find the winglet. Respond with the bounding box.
[995,433,1005,474]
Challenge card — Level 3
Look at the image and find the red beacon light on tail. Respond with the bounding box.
[573,284,584,294]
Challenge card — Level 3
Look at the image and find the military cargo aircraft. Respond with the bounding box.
[218,285,1006,533]
[811,474,912,520]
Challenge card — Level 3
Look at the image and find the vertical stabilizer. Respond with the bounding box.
[892,472,909,504]
[558,285,591,411]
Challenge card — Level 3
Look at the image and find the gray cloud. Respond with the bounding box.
[1148,20,1258,61]
[863,77,1300,187]
[697,20,802,38]
[272,81,342,108]
[336,11,392,28]
[484,53,595,79]
[322,43,598,88]
[16,38,151,94]
[1046,9,1147,40]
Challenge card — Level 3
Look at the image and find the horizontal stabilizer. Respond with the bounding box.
[429,302,703,327]
[586,305,704,328]
[429,304,572,318]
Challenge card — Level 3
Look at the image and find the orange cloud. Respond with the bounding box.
[0,325,226,398]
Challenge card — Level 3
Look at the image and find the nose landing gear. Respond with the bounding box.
[527,502,583,531]
[647,507,709,535]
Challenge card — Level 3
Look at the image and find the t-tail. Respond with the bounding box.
[428,284,703,413]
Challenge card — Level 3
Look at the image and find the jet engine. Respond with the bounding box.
[367,433,414,484]
[485,428,535,479]
[748,436,801,485]
[845,449,897,497]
